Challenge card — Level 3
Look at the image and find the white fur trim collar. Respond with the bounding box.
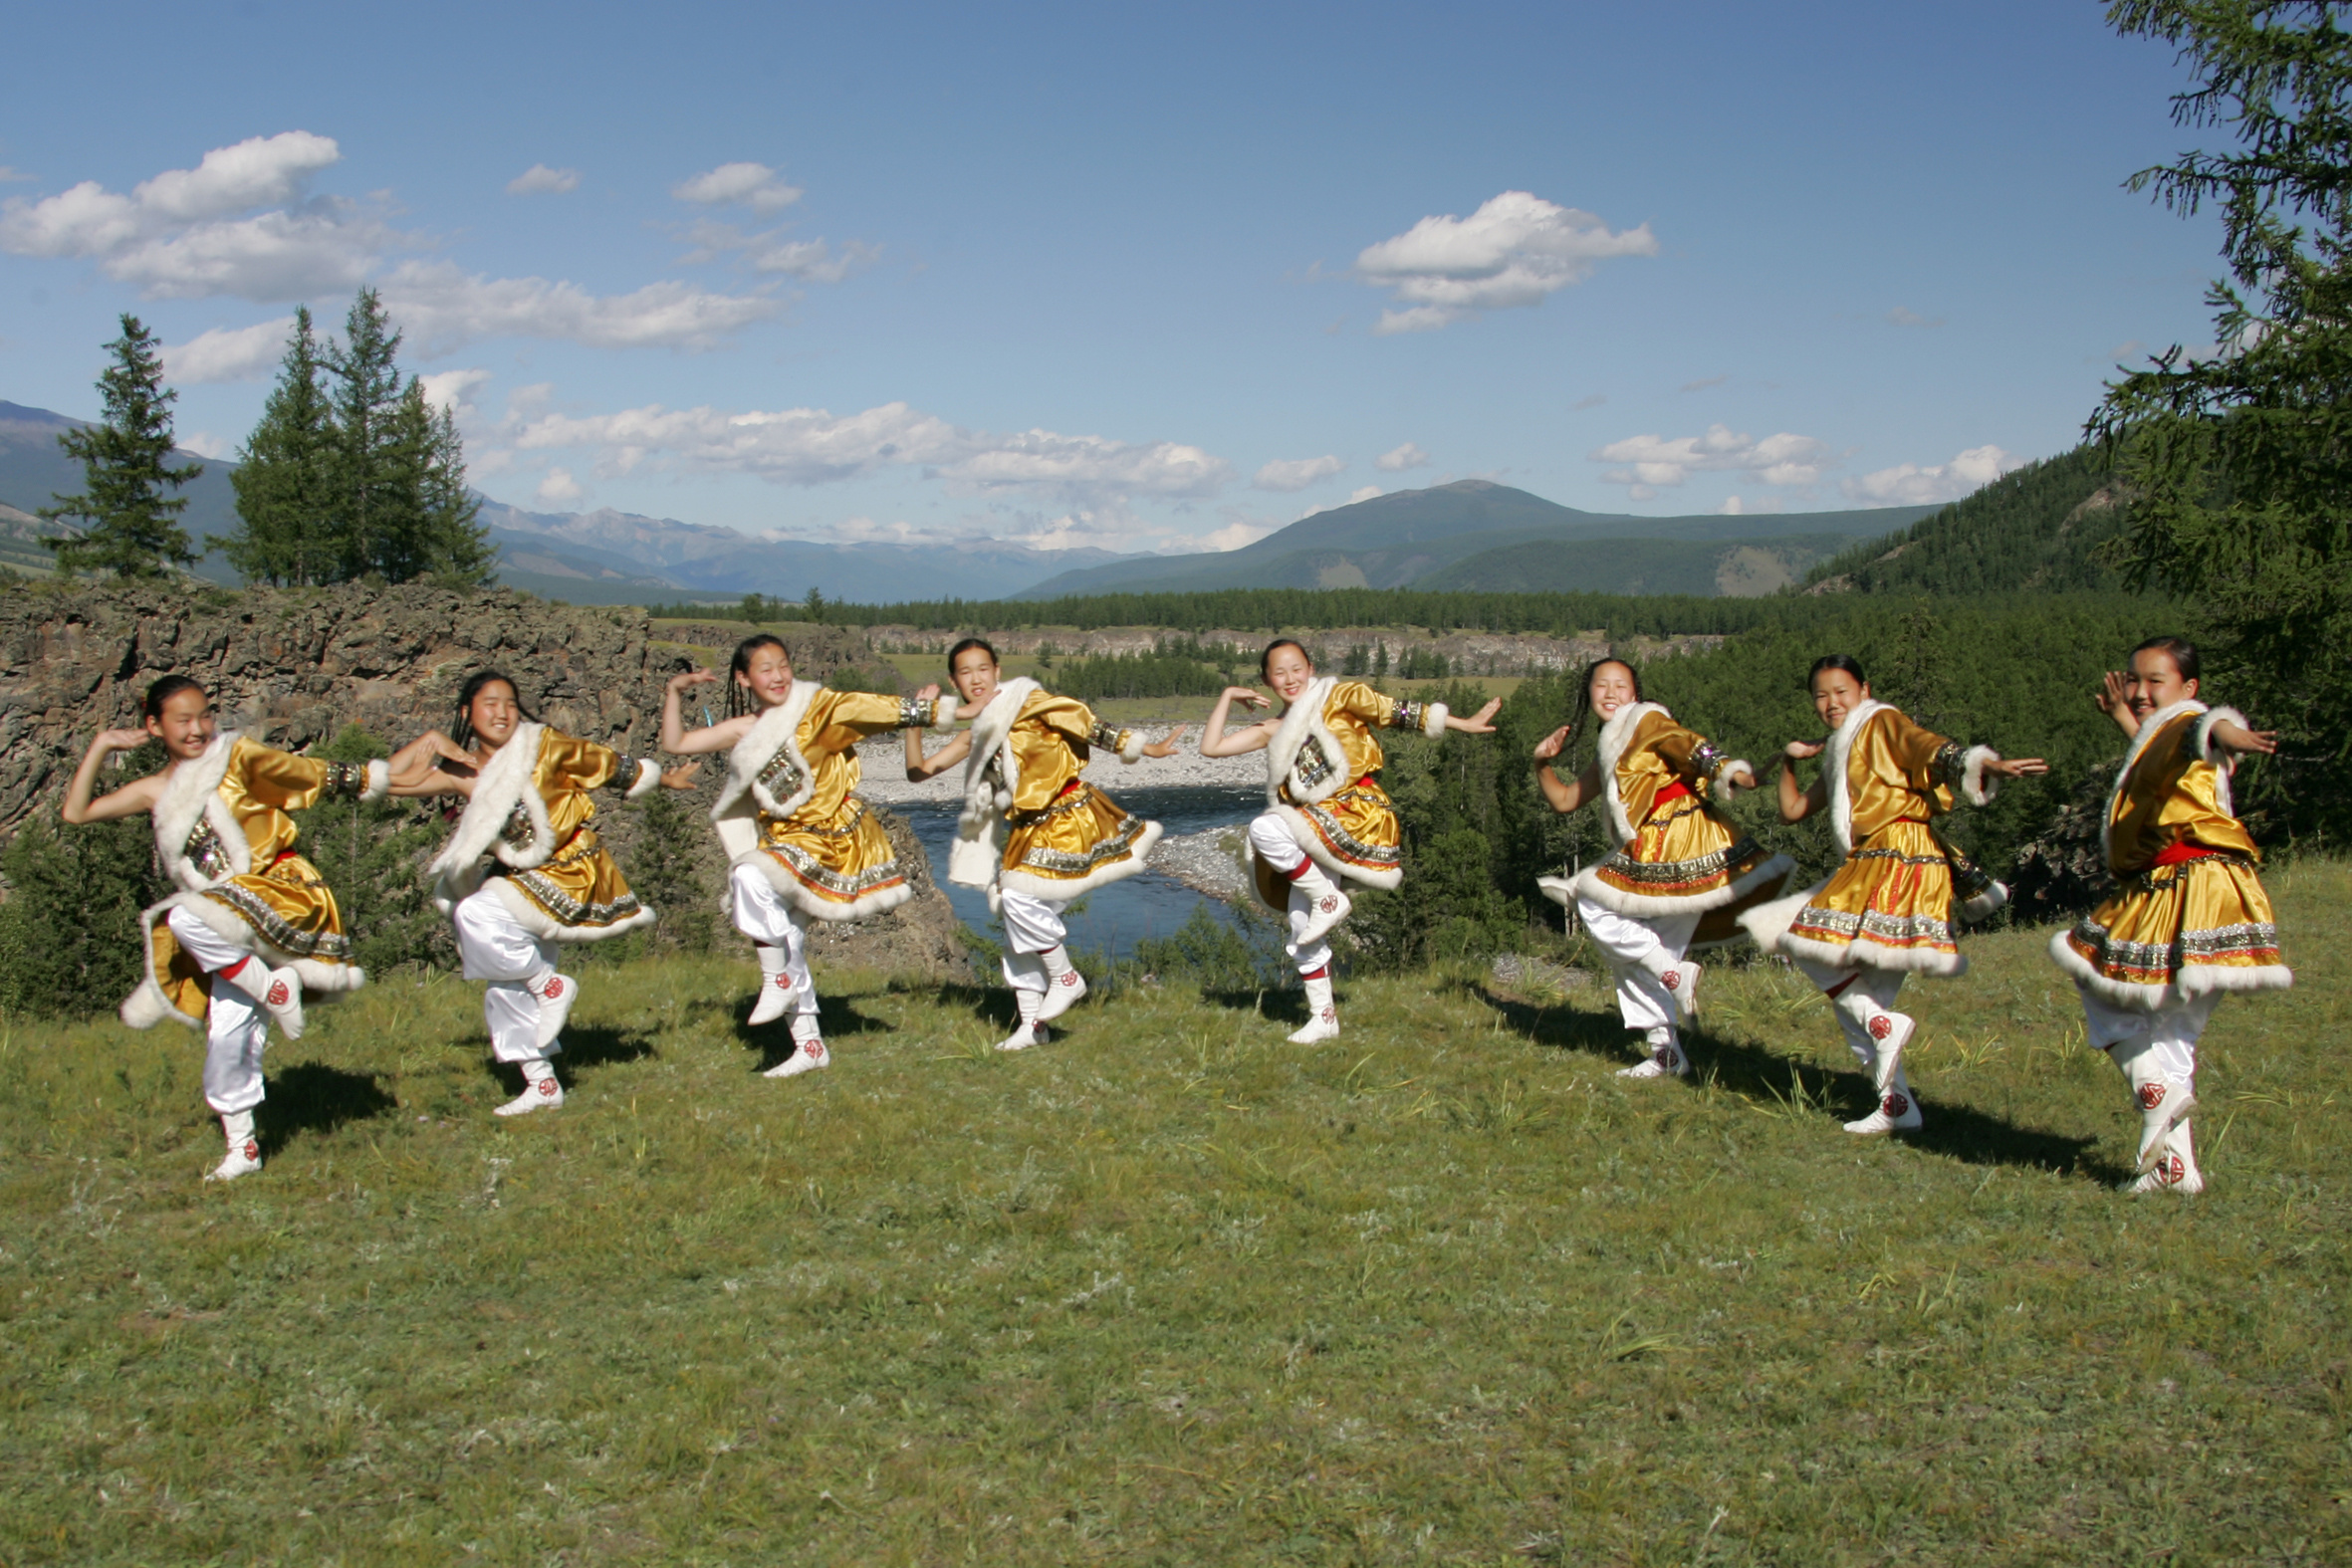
[153,731,251,892]
[426,722,554,911]
[709,681,823,863]
[1265,676,1348,809]
[1823,699,1890,859]
[949,678,1039,889]
[1593,701,1670,848]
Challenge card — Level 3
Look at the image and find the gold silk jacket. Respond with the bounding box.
[129,733,379,1029]
[725,688,949,920]
[429,724,658,943]
[1775,701,2003,978]
[1566,704,1792,943]
[2053,701,2289,1008]
[1259,679,1445,900]
[994,690,1159,900]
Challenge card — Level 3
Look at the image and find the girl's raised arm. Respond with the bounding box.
[1531,725,1602,813]
[906,725,973,783]
[1199,687,1275,758]
[1776,741,1828,823]
[60,729,165,824]
[660,668,753,756]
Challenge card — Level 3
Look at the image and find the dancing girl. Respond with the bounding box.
[1742,654,2046,1134]
[2049,636,2290,1195]
[1199,639,1500,1043]
[905,638,1184,1051]
[65,676,415,1181]
[659,635,958,1077]
[1529,657,1792,1079]
[392,671,694,1115]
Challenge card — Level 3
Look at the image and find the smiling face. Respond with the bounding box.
[1810,668,1869,732]
[951,646,1000,709]
[2123,646,2198,719]
[736,643,796,710]
[1265,644,1315,704]
[145,687,217,762]
[467,679,523,752]
[1587,660,1637,719]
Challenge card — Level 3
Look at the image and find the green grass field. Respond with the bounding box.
[3,862,2345,1565]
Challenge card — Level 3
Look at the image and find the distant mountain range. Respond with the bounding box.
[5,397,1941,602]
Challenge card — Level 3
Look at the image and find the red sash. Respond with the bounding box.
[2150,840,2220,868]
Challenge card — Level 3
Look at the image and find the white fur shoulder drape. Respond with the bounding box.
[426,722,555,916]
[710,681,823,864]
[948,679,1039,890]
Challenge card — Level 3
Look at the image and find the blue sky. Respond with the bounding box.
[2,0,2222,554]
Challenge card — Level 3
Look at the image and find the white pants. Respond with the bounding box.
[999,889,1068,994]
[1574,892,1699,1035]
[2079,987,2217,1087]
[167,905,269,1115]
[1248,812,1333,974]
[729,863,819,1017]
[454,888,560,1065]
[1795,959,1908,1069]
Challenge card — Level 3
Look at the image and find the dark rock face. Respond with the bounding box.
[0,580,966,979]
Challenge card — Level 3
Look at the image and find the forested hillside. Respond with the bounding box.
[1804,447,2120,595]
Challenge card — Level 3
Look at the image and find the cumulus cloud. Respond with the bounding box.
[1355,190,1656,333]
[536,467,585,505]
[1199,516,1283,552]
[2,133,776,352]
[672,161,803,213]
[509,396,1232,510]
[1841,444,2017,506]
[163,316,297,383]
[507,164,581,195]
[681,221,880,283]
[178,431,231,460]
[1374,442,1429,472]
[418,367,493,416]
[1252,454,1345,492]
[1590,423,1833,499]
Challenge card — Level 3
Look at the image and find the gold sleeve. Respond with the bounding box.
[537,731,624,793]
[806,690,941,754]
[1647,722,1730,785]
[1329,681,1399,728]
[232,739,335,811]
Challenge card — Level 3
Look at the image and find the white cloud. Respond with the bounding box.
[681,222,880,283]
[1591,424,1833,493]
[1374,442,1429,472]
[673,161,803,213]
[1717,495,1746,516]
[418,367,493,416]
[536,467,585,505]
[1348,485,1382,503]
[1252,454,1345,492]
[1841,444,2018,506]
[178,431,231,459]
[510,396,1232,510]
[1305,485,1384,518]
[378,260,778,354]
[2,133,776,352]
[163,316,297,383]
[507,164,581,196]
[1355,190,1656,334]
[1200,516,1282,552]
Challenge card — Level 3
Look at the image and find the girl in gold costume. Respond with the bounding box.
[64,675,421,1182]
[1529,658,1791,1079]
[661,635,958,1079]
[392,671,696,1116]
[2049,636,2289,1195]
[905,638,1185,1052]
[1200,639,1501,1043]
[1742,654,2046,1135]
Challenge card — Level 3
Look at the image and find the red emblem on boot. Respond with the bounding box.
[1660,970,1681,992]
[2138,1082,2166,1111]
[1867,1014,1894,1041]
[1058,971,1079,988]
[1884,1093,1910,1117]
[806,1039,826,1060]
[537,1077,559,1098]
[1318,895,1339,913]
[265,979,291,1007]
[2157,1153,2185,1185]
[241,1138,260,1160]
[542,977,566,1002]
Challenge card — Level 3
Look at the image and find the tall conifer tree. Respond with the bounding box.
[422,397,496,583]
[221,308,337,585]
[43,315,202,578]
[328,289,413,580]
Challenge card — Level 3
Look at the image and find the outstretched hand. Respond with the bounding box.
[659,762,703,789]
[1721,761,1760,792]
[1221,685,1269,711]
[1142,724,1189,759]
[1987,757,2049,779]
[1532,724,1572,763]
[913,683,942,703]
[1452,698,1504,734]
[94,727,151,755]
[668,667,719,692]
[1782,740,1825,762]
[2211,719,2279,758]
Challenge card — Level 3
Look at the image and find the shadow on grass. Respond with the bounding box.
[487,1023,657,1095]
[1465,981,2119,1180]
[261,1062,397,1155]
[1202,986,1304,1026]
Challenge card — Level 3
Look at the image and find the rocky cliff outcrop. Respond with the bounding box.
[0,580,964,977]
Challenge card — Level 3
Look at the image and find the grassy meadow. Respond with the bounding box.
[2,861,2347,1565]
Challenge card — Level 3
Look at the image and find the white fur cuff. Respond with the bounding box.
[932,695,960,728]
[360,759,390,803]
[2195,707,2248,766]
[1960,745,2000,807]
[626,758,661,799]
[1710,760,1754,808]
[1119,730,1145,765]
[1421,702,1450,740]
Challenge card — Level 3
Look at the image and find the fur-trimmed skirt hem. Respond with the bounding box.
[1272,802,1403,892]
[489,876,658,944]
[733,849,916,923]
[1571,851,1795,919]
[998,819,1165,902]
[2048,927,2294,1010]
[120,890,366,1030]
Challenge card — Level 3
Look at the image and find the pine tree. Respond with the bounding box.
[42,315,202,578]
[328,289,413,581]
[423,397,495,583]
[221,308,339,585]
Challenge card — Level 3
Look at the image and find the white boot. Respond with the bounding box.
[1617,1027,1687,1080]
[765,1013,830,1078]
[1289,862,1352,950]
[1288,970,1340,1044]
[205,1108,263,1183]
[1034,945,1088,1023]
[998,988,1047,1052]
[1843,1067,1924,1135]
[224,957,306,1041]
[1834,985,1914,1096]
[2111,1038,2196,1173]
[747,945,796,1026]
[528,968,578,1050]
[496,1058,565,1116]
[1644,956,1700,1021]
[2126,1119,2205,1195]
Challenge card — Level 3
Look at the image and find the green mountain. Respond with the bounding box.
[1014,480,1939,600]
[1803,448,2122,595]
